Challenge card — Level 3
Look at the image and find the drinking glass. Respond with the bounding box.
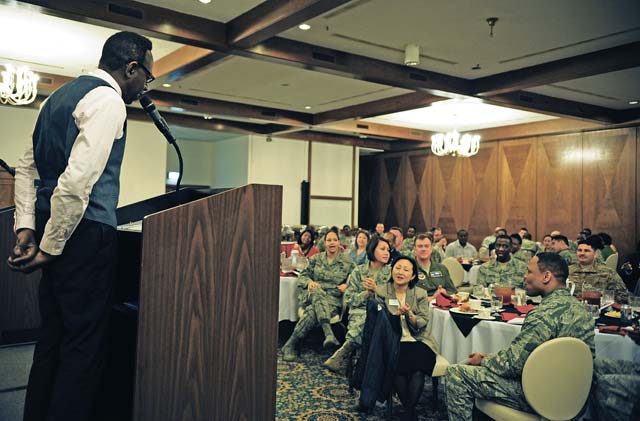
[494,283,512,305]
[629,295,640,314]
[491,295,503,312]
[582,284,601,306]
[473,285,485,298]
[601,291,615,308]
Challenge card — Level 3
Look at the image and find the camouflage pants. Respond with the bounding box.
[445,364,532,421]
[294,287,342,338]
[345,309,366,345]
[593,358,640,420]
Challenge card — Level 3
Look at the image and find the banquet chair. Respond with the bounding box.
[441,257,472,293]
[605,253,618,270]
[475,337,593,421]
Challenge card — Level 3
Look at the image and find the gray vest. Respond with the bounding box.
[32,75,126,228]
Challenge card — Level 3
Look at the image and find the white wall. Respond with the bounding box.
[0,105,167,208]
[210,136,249,188]
[248,135,308,224]
[166,139,214,187]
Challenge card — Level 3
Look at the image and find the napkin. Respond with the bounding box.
[514,304,536,314]
[435,293,459,310]
[598,325,628,336]
[502,312,524,322]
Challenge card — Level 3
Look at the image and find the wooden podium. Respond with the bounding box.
[111,184,282,421]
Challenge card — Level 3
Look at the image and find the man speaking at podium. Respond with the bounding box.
[7,32,153,421]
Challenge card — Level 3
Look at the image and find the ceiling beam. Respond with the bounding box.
[313,91,444,125]
[473,41,640,96]
[11,0,228,49]
[485,91,618,124]
[227,0,350,49]
[614,107,640,124]
[321,120,434,142]
[279,130,392,150]
[146,90,314,126]
[152,45,225,84]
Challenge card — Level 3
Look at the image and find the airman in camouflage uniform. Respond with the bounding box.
[401,237,415,255]
[520,238,539,258]
[558,249,578,265]
[281,243,355,362]
[323,261,391,373]
[592,357,640,421]
[416,262,457,295]
[569,236,629,303]
[479,227,507,257]
[569,262,629,303]
[445,253,595,421]
[477,257,527,288]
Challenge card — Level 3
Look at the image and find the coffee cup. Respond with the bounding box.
[469,299,482,310]
[478,308,491,318]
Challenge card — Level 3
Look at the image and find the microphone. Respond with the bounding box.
[139,95,177,145]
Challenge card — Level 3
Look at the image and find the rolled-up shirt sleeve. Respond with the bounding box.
[14,141,39,232]
[38,86,125,255]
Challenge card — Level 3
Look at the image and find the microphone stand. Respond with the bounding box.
[171,141,183,193]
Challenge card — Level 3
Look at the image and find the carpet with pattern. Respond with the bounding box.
[276,342,449,421]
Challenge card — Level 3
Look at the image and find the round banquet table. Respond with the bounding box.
[279,276,299,322]
[429,307,640,364]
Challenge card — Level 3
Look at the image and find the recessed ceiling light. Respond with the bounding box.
[298,24,311,30]
[630,100,639,105]
[170,106,185,112]
[198,0,212,4]
[203,114,213,120]
[304,105,311,110]
[162,83,172,88]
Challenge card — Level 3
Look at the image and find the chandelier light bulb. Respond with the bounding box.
[431,129,480,157]
[0,64,39,106]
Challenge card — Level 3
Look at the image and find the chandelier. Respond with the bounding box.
[430,129,480,157]
[0,64,39,106]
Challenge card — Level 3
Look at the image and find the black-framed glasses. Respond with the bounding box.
[136,61,155,84]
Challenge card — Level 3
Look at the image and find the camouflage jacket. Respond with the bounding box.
[344,263,391,311]
[416,261,457,295]
[477,257,528,288]
[568,262,629,303]
[558,249,578,265]
[297,252,355,297]
[401,238,415,255]
[481,288,595,379]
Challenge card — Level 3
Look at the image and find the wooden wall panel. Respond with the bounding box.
[582,128,636,258]
[431,155,464,241]
[460,143,498,249]
[0,170,14,209]
[536,133,583,241]
[498,138,537,235]
[409,153,432,232]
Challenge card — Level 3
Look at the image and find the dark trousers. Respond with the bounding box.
[24,216,117,421]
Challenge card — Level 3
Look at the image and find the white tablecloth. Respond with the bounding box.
[429,308,640,364]
[464,264,481,285]
[279,276,299,322]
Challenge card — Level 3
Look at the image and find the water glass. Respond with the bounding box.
[473,285,485,298]
[601,291,615,307]
[491,295,503,312]
[629,295,640,314]
[584,303,600,319]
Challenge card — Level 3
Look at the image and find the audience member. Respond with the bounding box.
[509,233,527,262]
[568,236,629,303]
[402,225,417,254]
[348,230,370,265]
[445,253,595,420]
[477,235,527,288]
[597,232,617,262]
[282,229,356,362]
[374,222,385,236]
[292,228,319,258]
[382,231,402,264]
[445,229,478,259]
[479,227,507,257]
[340,225,354,251]
[592,356,640,421]
[518,228,539,257]
[373,256,439,421]
[389,226,405,255]
[324,236,391,374]
[551,234,577,265]
[414,234,456,297]
[431,227,446,263]
[540,234,553,253]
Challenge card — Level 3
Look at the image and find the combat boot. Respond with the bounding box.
[323,340,356,375]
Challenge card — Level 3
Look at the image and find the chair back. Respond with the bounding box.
[441,257,465,287]
[522,337,593,420]
[605,253,618,270]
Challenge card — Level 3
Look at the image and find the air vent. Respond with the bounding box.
[409,73,427,82]
[38,77,53,85]
[312,51,336,63]
[108,3,143,20]
[356,124,369,129]
[180,98,199,106]
[519,95,534,103]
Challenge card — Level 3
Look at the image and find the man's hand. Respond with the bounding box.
[337,283,347,294]
[465,352,487,366]
[307,281,321,290]
[363,277,377,294]
[7,229,54,273]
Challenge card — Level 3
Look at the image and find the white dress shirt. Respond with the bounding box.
[14,69,126,255]
[445,240,478,259]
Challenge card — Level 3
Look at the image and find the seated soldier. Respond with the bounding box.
[445,253,595,420]
[445,229,478,259]
[479,227,507,257]
[569,235,629,303]
[413,233,457,298]
[477,235,527,288]
[551,234,577,265]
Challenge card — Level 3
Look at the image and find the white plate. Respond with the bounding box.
[473,315,495,320]
[450,307,479,315]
